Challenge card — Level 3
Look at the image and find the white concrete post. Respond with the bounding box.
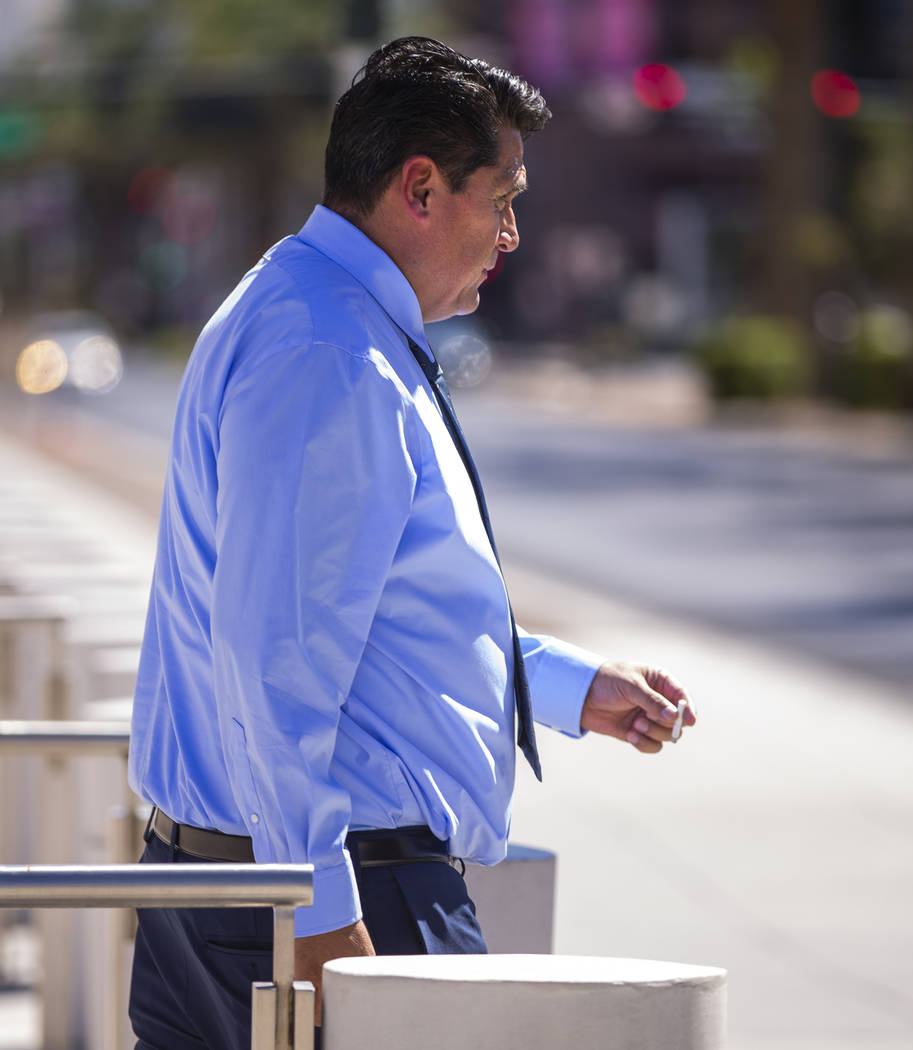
[464,844,556,954]
[37,627,83,1050]
[0,596,76,869]
[322,955,727,1050]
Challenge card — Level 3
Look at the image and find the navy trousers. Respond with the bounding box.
[129,831,487,1050]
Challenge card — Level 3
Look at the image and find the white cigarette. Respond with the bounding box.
[670,700,687,743]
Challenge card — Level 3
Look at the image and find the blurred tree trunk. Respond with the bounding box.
[250,98,288,254]
[760,0,821,321]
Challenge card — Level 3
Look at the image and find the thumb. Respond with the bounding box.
[639,684,680,724]
[639,666,691,723]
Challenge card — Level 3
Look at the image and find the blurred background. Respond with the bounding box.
[0,0,911,400]
[1,0,911,705]
[1,3,912,1050]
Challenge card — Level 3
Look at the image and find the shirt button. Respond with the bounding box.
[250,813,260,824]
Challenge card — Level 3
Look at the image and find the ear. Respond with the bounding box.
[398,155,438,221]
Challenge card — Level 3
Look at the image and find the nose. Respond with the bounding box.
[497,204,519,253]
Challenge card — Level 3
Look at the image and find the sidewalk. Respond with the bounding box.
[0,429,156,1050]
[506,559,913,1050]
[1,380,912,1049]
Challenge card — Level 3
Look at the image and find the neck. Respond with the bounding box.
[338,201,434,321]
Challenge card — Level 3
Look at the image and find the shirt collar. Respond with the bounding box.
[296,205,432,359]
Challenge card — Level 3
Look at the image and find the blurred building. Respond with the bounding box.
[0,0,911,369]
[470,0,913,354]
[0,0,66,64]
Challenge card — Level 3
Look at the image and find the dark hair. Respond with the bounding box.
[323,36,551,218]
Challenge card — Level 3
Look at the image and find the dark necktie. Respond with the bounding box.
[406,337,542,781]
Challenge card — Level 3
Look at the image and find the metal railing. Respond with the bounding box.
[0,863,315,1050]
[1,718,146,1049]
[0,722,316,1049]
[0,719,130,756]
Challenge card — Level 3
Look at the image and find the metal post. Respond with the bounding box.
[39,621,79,1050]
[253,975,316,1050]
[274,905,297,1050]
[0,623,20,950]
[252,982,279,1050]
[293,983,316,1050]
[105,806,144,1050]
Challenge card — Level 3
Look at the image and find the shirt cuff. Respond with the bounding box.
[292,853,362,937]
[523,635,604,738]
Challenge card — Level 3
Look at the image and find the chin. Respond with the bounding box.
[455,292,482,317]
[426,291,481,324]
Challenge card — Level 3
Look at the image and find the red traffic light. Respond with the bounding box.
[811,70,860,118]
[632,64,687,111]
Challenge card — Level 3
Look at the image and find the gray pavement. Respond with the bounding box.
[458,375,913,690]
[506,561,913,1050]
[1,369,912,1049]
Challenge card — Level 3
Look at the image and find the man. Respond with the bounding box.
[128,36,694,1050]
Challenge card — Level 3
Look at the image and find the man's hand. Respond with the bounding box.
[295,919,375,1026]
[580,661,695,753]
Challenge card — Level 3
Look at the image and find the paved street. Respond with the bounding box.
[458,385,913,689]
[1,353,911,1049]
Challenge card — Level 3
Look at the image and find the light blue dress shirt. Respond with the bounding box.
[129,205,604,936]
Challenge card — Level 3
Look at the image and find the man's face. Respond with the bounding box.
[422,126,526,323]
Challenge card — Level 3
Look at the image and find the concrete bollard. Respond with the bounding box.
[84,646,141,702]
[0,595,76,870]
[322,954,727,1050]
[464,845,555,954]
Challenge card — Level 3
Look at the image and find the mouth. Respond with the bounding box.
[482,253,502,282]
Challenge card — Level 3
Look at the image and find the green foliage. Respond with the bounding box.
[836,305,913,409]
[694,315,812,400]
[64,0,339,65]
[725,34,779,93]
[13,2,341,170]
[180,0,340,59]
[849,119,913,288]
[0,110,43,159]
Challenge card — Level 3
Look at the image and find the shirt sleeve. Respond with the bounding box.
[211,340,419,936]
[518,628,604,738]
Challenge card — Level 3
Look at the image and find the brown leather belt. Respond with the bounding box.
[148,808,458,869]
[346,825,456,869]
[149,808,255,862]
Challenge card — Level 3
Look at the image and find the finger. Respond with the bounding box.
[671,696,697,727]
[580,708,630,740]
[641,667,696,722]
[632,715,672,744]
[625,727,663,754]
[639,686,680,725]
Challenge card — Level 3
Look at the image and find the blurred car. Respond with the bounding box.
[16,310,124,395]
